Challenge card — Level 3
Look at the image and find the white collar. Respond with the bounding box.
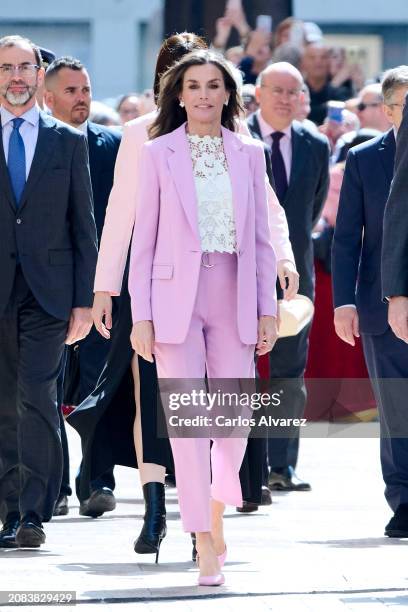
[0,102,40,127]
[76,121,88,135]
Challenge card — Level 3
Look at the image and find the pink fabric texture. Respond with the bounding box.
[128,123,277,345]
[154,253,255,532]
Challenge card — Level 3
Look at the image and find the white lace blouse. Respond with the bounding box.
[187,133,237,254]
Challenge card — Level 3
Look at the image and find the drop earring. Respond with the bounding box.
[179,100,185,108]
[224,99,229,106]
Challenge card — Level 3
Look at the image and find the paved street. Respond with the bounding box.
[2,425,408,610]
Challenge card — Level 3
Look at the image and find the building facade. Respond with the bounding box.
[0,0,164,99]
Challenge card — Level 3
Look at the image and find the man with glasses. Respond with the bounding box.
[334,66,408,537]
[356,83,391,132]
[0,36,97,548]
[246,62,329,495]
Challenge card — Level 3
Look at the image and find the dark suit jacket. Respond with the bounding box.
[332,130,394,335]
[382,101,408,298]
[0,110,98,321]
[87,122,121,241]
[247,113,330,299]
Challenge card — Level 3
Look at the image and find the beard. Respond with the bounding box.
[1,82,37,106]
[71,106,90,125]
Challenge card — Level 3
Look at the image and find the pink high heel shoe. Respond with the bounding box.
[198,573,225,587]
[196,546,227,586]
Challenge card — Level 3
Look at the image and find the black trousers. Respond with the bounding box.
[267,324,311,472]
[0,267,67,522]
[362,328,408,511]
[58,325,116,499]
[239,325,311,502]
[76,326,116,493]
[57,351,72,497]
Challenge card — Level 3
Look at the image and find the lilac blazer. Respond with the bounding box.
[128,122,277,345]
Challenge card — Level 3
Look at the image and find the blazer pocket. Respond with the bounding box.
[49,249,73,266]
[151,264,173,279]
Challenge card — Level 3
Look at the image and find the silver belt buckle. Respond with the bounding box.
[201,252,214,268]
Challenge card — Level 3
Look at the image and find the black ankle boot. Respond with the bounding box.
[134,482,167,563]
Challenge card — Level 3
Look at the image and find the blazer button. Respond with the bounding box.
[16,218,22,224]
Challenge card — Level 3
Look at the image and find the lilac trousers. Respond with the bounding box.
[154,252,255,532]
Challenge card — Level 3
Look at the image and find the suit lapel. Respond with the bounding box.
[377,129,395,185]
[0,122,17,211]
[222,126,248,249]
[284,121,310,204]
[18,112,59,212]
[167,123,200,243]
[247,112,263,142]
[87,122,103,189]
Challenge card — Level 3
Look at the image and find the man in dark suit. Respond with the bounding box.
[248,62,329,492]
[0,36,97,548]
[44,56,121,518]
[362,67,408,537]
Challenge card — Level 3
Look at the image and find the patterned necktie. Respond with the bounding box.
[271,131,288,203]
[8,117,26,206]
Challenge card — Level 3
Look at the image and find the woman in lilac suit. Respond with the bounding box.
[129,50,278,586]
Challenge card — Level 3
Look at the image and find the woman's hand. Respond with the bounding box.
[213,17,232,48]
[130,321,155,362]
[256,315,279,356]
[277,260,299,301]
[92,291,113,339]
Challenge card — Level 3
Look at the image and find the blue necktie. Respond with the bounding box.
[271,131,288,203]
[8,117,26,207]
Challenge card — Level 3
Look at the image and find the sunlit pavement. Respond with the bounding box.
[2,425,408,611]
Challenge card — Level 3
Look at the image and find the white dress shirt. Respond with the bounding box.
[77,121,88,137]
[257,110,292,181]
[1,103,40,178]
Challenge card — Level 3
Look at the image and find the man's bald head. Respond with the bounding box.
[257,62,304,88]
[255,61,304,130]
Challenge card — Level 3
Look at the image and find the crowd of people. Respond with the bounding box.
[1,3,408,589]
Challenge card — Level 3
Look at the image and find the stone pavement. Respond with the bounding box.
[1,426,408,611]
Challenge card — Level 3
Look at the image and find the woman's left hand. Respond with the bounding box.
[277,260,299,301]
[256,315,279,356]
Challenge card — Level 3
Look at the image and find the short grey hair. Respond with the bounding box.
[382,65,408,104]
[0,35,42,67]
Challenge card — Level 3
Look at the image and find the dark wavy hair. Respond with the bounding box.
[153,33,207,102]
[149,50,243,139]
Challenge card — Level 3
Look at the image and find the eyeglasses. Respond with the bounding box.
[357,101,381,112]
[0,63,40,77]
[261,85,301,100]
